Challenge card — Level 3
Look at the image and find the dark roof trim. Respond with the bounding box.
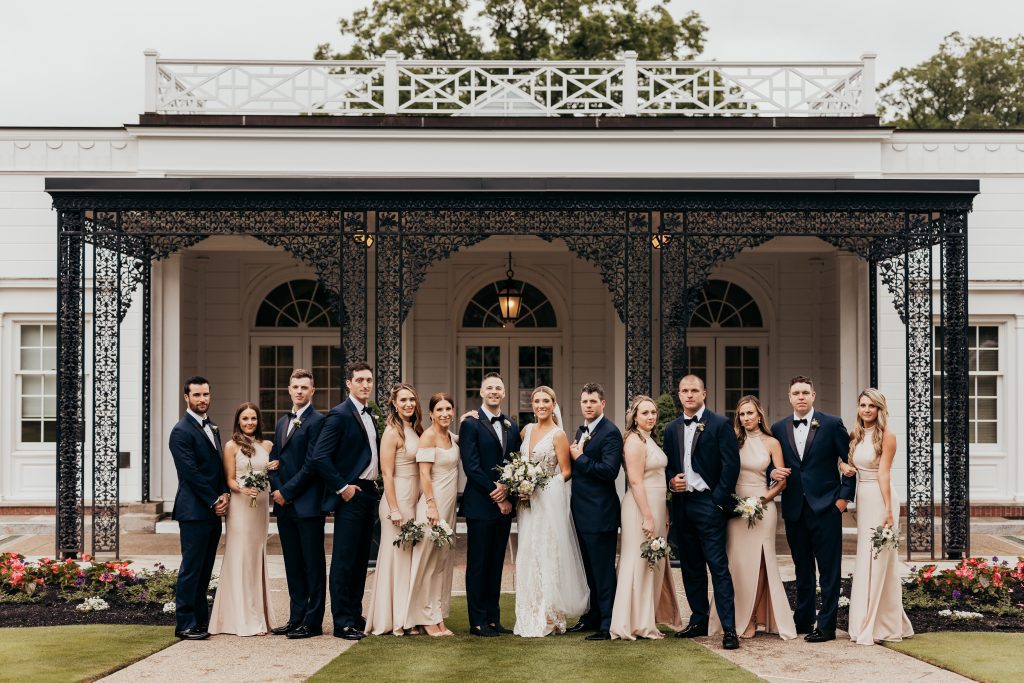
[45,177,979,195]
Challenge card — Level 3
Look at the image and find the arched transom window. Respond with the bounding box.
[462,280,557,328]
[689,279,763,328]
[255,279,335,328]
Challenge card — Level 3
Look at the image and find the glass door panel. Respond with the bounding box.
[460,342,504,414]
[513,344,555,425]
[684,336,767,418]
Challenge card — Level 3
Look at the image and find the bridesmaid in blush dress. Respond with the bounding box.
[846,388,913,645]
[406,393,461,636]
[209,402,278,636]
[365,383,423,636]
[710,395,796,640]
[610,395,682,640]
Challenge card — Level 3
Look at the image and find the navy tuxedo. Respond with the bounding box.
[458,407,520,629]
[169,413,228,633]
[664,408,740,631]
[269,407,326,629]
[570,417,623,630]
[770,410,856,632]
[311,398,381,630]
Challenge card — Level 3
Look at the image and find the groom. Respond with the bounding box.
[459,372,519,637]
[770,375,856,643]
[568,383,624,641]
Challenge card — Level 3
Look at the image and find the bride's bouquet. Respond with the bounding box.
[870,524,899,559]
[733,495,766,528]
[496,452,551,509]
[429,520,455,549]
[240,466,269,508]
[393,520,424,549]
[640,536,674,570]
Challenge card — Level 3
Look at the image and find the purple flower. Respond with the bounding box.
[952,589,962,599]
[992,556,999,563]
[74,577,84,586]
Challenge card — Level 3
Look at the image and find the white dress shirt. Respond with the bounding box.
[579,414,603,445]
[350,396,379,481]
[187,408,217,448]
[481,406,505,445]
[286,402,312,439]
[793,409,814,459]
[683,406,710,492]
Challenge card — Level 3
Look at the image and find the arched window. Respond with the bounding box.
[462,280,557,328]
[689,279,763,328]
[255,279,335,328]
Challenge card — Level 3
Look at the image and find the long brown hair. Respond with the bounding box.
[231,401,266,458]
[733,395,772,447]
[624,394,657,443]
[385,383,423,450]
[849,388,889,465]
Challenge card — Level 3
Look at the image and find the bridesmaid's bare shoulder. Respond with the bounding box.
[419,428,438,448]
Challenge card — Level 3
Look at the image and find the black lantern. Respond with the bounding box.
[496,253,523,324]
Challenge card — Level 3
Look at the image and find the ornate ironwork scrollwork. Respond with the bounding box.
[905,246,933,555]
[92,235,121,555]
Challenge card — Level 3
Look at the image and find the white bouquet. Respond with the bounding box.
[429,520,455,549]
[393,520,424,549]
[496,452,551,509]
[870,524,899,559]
[733,495,766,528]
[640,536,674,570]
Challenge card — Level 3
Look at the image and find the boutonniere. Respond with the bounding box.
[210,424,219,434]
[503,419,511,429]
[583,434,592,444]
[696,423,705,433]
[810,419,820,430]
[292,418,303,429]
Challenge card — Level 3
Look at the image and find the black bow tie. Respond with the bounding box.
[201,418,212,428]
[793,418,808,427]
[361,406,371,415]
[490,416,503,425]
[288,412,298,420]
[579,425,589,434]
[683,416,698,426]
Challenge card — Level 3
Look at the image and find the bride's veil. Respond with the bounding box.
[553,403,564,429]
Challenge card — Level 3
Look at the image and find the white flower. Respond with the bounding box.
[207,594,214,603]
[838,596,850,608]
[518,481,535,495]
[503,419,511,429]
[162,602,176,614]
[939,609,982,620]
[208,574,220,590]
[76,597,110,612]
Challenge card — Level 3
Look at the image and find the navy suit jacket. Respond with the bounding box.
[459,408,520,521]
[570,417,624,534]
[664,409,740,512]
[169,414,228,522]
[770,411,857,521]
[269,407,326,519]
[310,399,379,515]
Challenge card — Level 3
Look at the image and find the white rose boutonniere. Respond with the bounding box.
[293,418,303,429]
[582,434,592,445]
[503,419,512,429]
[696,422,705,433]
[810,418,820,430]
[210,424,219,434]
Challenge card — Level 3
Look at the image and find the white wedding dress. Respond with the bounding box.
[513,423,590,637]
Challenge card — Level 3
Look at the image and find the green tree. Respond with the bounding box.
[316,0,706,61]
[880,32,1024,129]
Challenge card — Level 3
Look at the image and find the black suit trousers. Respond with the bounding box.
[785,499,843,631]
[575,528,618,630]
[465,515,512,628]
[674,491,735,630]
[278,513,326,628]
[175,519,221,632]
[329,488,378,629]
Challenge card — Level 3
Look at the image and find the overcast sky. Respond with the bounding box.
[2,0,1021,127]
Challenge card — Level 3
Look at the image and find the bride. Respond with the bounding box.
[513,386,590,637]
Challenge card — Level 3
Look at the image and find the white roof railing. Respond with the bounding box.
[144,50,877,118]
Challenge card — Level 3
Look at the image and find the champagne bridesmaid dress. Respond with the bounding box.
[848,429,913,644]
[405,437,460,629]
[209,442,274,636]
[710,436,796,639]
[365,426,420,635]
[610,431,682,640]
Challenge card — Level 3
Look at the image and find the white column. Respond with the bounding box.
[383,51,400,115]
[156,255,182,502]
[837,252,869,422]
[621,51,638,116]
[860,52,877,116]
[144,49,159,113]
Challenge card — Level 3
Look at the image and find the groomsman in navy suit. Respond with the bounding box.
[567,382,623,641]
[665,375,741,650]
[268,368,326,639]
[311,361,380,641]
[459,372,519,637]
[168,376,229,640]
[770,375,856,643]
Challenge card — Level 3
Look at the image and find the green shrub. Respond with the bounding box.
[652,393,678,448]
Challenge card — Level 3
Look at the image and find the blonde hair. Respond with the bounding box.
[624,394,657,442]
[733,395,772,447]
[385,383,423,450]
[531,386,560,425]
[849,387,888,464]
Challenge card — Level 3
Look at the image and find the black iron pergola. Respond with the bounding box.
[47,177,976,561]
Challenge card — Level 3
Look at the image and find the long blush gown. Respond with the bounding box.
[610,431,682,640]
[710,436,796,639]
[405,437,460,628]
[847,429,913,644]
[365,426,420,635]
[209,442,274,636]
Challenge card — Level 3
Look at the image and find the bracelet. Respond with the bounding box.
[426,497,435,503]
[390,508,400,514]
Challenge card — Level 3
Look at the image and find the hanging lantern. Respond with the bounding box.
[496,253,523,324]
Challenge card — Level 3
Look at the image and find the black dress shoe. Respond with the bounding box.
[804,628,836,643]
[355,617,367,630]
[174,628,210,640]
[585,630,611,641]
[795,622,814,635]
[722,630,740,650]
[470,625,500,637]
[674,622,708,638]
[286,625,322,639]
[271,621,299,635]
[334,626,365,640]
[489,623,513,635]
[566,620,597,633]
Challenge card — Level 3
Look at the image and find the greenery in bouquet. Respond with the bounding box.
[640,536,675,570]
[733,495,766,528]
[870,524,899,559]
[496,452,551,509]
[241,466,270,508]
[429,520,455,549]
[393,520,424,549]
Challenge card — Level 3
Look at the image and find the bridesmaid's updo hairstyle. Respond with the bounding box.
[624,394,657,443]
[231,401,265,458]
[849,388,889,465]
[428,392,454,414]
[733,395,772,447]
[531,386,560,425]
[386,383,423,451]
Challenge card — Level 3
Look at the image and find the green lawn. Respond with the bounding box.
[886,632,1024,683]
[0,624,176,682]
[312,595,758,683]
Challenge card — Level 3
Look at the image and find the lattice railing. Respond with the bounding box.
[146,50,876,117]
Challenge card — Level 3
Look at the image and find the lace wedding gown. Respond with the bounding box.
[513,423,590,637]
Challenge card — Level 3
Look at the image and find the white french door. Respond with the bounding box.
[457,337,560,426]
[250,335,343,427]
[686,334,768,421]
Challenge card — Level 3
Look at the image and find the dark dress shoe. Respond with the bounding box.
[286,625,322,639]
[271,621,299,635]
[489,623,513,635]
[334,626,365,640]
[174,628,210,640]
[804,628,836,643]
[470,625,500,637]
[585,630,611,641]
[722,630,740,650]
[795,623,814,635]
[674,623,709,638]
[355,617,367,631]
[566,620,597,633]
